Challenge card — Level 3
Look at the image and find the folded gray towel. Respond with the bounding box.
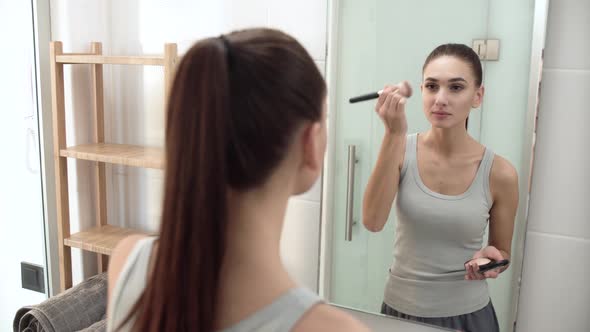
[13,273,107,332]
[78,314,106,332]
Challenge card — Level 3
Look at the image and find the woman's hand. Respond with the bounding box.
[465,246,507,280]
[375,81,412,136]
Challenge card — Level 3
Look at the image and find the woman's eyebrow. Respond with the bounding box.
[449,77,467,83]
[424,77,467,83]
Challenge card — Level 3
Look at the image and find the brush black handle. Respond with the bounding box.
[349,92,380,103]
[478,259,510,273]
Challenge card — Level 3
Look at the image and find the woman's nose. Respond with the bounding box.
[434,90,448,106]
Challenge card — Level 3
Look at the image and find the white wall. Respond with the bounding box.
[515,0,590,331]
[49,0,328,291]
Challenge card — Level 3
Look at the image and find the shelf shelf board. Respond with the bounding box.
[60,143,164,169]
[56,54,165,66]
[64,225,151,256]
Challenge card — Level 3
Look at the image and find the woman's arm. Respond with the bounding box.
[361,83,410,232]
[488,155,519,262]
[466,155,519,280]
[362,133,406,232]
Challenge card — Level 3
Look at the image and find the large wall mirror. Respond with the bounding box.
[319,0,549,331]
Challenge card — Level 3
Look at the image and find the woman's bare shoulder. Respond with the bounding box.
[490,154,518,188]
[107,234,149,301]
[293,303,371,332]
[489,154,519,201]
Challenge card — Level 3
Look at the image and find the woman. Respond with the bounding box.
[362,44,519,332]
[106,28,368,332]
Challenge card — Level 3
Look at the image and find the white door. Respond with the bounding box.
[0,0,49,327]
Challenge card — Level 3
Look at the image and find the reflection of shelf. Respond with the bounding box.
[56,55,165,66]
[60,143,164,169]
[64,225,150,256]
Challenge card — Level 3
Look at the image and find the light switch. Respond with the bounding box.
[473,39,486,60]
[472,39,500,61]
[485,39,500,60]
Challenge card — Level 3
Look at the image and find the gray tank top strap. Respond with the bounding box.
[401,133,495,202]
[107,236,157,331]
[473,147,495,205]
[400,133,418,179]
[220,287,323,332]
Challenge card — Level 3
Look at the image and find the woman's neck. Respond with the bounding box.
[423,125,473,156]
[215,174,297,329]
[224,186,289,273]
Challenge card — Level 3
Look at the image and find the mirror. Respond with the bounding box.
[320,0,549,331]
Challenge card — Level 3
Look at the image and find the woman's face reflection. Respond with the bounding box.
[421,56,483,129]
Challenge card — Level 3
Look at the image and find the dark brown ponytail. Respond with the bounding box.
[121,28,326,331]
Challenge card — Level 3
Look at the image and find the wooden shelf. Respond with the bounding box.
[60,143,164,169]
[56,54,165,66]
[50,41,177,291]
[64,225,150,256]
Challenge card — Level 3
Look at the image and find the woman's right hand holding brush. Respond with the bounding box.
[375,81,413,137]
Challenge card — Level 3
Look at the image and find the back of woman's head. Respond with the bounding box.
[125,28,326,331]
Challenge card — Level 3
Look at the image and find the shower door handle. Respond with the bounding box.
[345,145,358,241]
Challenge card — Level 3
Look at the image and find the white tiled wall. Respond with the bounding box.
[515,1,590,331]
[525,70,590,239]
[280,199,322,291]
[267,0,328,61]
[516,233,590,331]
[49,0,328,290]
[542,0,590,70]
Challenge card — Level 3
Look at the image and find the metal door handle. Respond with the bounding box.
[345,145,358,241]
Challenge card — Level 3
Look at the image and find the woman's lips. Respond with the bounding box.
[432,111,451,119]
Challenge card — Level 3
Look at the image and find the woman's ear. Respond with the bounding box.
[472,85,485,108]
[293,121,325,195]
[302,121,324,173]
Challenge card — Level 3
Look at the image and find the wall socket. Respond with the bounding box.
[21,262,45,294]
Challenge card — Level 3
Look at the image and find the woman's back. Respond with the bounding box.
[108,237,350,332]
[107,236,368,332]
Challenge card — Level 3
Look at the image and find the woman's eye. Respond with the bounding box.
[425,84,437,90]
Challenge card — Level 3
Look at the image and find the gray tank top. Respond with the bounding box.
[107,237,322,331]
[383,133,495,317]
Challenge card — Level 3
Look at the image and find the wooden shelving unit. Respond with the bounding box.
[49,41,177,292]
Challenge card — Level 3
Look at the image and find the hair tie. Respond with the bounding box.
[219,35,230,49]
[219,35,233,68]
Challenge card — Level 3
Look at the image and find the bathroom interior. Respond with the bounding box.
[1,0,589,331]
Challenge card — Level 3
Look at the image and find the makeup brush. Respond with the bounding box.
[349,81,413,103]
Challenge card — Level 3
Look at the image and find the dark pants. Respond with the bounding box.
[380,300,499,332]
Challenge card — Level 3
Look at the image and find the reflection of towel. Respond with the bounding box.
[13,273,107,332]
